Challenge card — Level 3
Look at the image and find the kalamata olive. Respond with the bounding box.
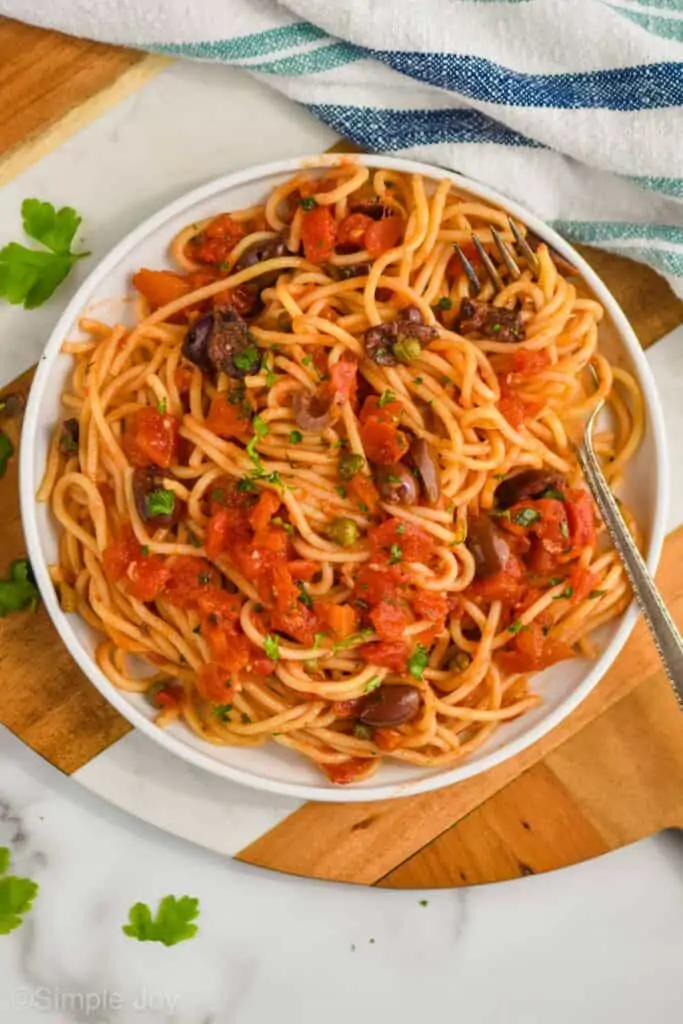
[133,466,181,529]
[183,310,260,379]
[359,684,421,728]
[466,515,511,579]
[375,463,419,505]
[234,235,287,287]
[444,648,471,673]
[364,312,438,366]
[396,314,438,347]
[455,299,523,342]
[398,305,424,324]
[292,389,334,432]
[410,438,440,504]
[495,469,565,509]
[364,322,399,366]
[0,392,25,417]
[350,200,386,221]
[59,418,79,455]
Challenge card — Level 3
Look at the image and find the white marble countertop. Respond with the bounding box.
[1,60,683,1023]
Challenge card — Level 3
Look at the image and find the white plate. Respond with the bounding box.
[19,154,668,803]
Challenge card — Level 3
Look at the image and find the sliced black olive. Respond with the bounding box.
[410,438,440,504]
[233,235,287,287]
[359,684,421,727]
[375,463,419,505]
[350,200,386,221]
[455,299,523,342]
[292,389,335,432]
[495,469,565,509]
[466,515,511,579]
[183,310,260,379]
[364,311,438,366]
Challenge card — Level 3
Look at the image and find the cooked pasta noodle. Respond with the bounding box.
[40,157,640,784]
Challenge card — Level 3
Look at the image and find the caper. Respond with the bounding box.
[392,336,422,364]
[327,517,359,547]
[338,452,366,481]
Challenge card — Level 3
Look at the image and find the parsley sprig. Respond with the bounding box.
[122,895,200,947]
[0,847,39,935]
[0,199,89,309]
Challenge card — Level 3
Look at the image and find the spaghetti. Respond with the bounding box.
[40,157,642,784]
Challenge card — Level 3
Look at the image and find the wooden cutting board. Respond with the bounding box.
[1,16,683,889]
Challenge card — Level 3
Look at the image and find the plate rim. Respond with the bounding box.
[19,152,669,803]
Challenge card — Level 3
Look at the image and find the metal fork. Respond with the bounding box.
[463,221,683,707]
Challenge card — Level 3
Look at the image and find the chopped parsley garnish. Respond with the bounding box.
[211,487,225,503]
[395,522,406,535]
[122,896,200,947]
[301,354,313,367]
[241,713,252,724]
[357,502,369,513]
[553,585,574,600]
[388,543,402,565]
[335,485,347,499]
[289,430,303,444]
[333,628,374,652]
[419,899,429,907]
[300,196,318,210]
[433,297,453,311]
[378,389,397,408]
[233,344,261,373]
[313,631,327,651]
[297,582,313,609]
[364,676,381,693]
[508,620,526,635]
[140,545,150,557]
[589,589,607,599]
[198,571,211,585]
[213,703,233,722]
[263,634,280,661]
[414,376,424,385]
[147,488,175,518]
[0,847,39,935]
[511,507,541,527]
[237,476,256,492]
[252,414,269,440]
[408,644,429,681]
[541,487,565,501]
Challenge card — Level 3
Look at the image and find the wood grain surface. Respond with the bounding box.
[1,15,683,889]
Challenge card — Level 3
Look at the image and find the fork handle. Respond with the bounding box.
[574,438,683,709]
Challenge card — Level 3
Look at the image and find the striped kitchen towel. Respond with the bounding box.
[7,0,683,293]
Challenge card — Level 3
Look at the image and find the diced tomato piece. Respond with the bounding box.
[365,216,404,257]
[322,758,374,785]
[360,418,408,465]
[126,555,171,602]
[370,600,411,641]
[374,727,404,752]
[470,554,525,603]
[337,212,373,249]
[103,525,140,583]
[412,590,448,624]
[174,367,194,394]
[535,498,571,555]
[208,477,256,514]
[565,488,596,553]
[249,490,281,532]
[270,560,299,612]
[330,698,363,717]
[196,662,236,702]
[359,395,403,425]
[186,214,246,266]
[513,348,551,375]
[328,352,358,405]
[153,685,183,710]
[132,269,192,310]
[299,177,336,199]
[165,556,221,609]
[205,509,232,560]
[205,394,252,442]
[568,565,598,605]
[498,393,527,430]
[316,601,358,639]
[271,602,318,645]
[369,518,435,564]
[347,474,380,514]
[359,640,408,671]
[198,590,244,667]
[124,407,179,469]
[353,564,406,606]
[301,206,337,264]
[497,621,574,675]
[289,560,319,581]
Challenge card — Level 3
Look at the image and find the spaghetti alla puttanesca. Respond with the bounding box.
[39,158,643,785]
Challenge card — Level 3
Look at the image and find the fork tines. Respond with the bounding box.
[455,215,541,295]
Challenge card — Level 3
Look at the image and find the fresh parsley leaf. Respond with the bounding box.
[353,722,373,739]
[541,487,565,501]
[289,430,303,444]
[241,712,252,724]
[508,620,526,635]
[548,576,565,587]
[297,582,313,609]
[378,389,396,408]
[147,488,175,518]
[233,345,261,373]
[252,415,269,441]
[263,634,280,661]
[264,362,277,388]
[0,846,39,935]
[364,676,381,693]
[140,545,150,557]
[395,522,406,535]
[0,559,39,617]
[0,200,89,309]
[300,197,318,210]
[301,354,313,367]
[0,431,14,479]
[433,297,453,311]
[157,398,167,414]
[388,543,402,565]
[332,628,374,652]
[313,631,327,651]
[122,895,199,947]
[553,585,574,600]
[335,485,347,499]
[408,643,428,681]
[589,589,607,599]
[511,507,541,528]
[237,476,256,493]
